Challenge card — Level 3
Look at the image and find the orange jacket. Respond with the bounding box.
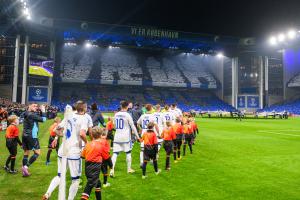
[5,124,19,138]
[82,140,108,162]
[161,127,176,141]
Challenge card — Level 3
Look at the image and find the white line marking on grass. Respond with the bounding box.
[257,130,300,137]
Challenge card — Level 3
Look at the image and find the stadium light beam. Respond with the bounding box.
[216,52,224,58]
[84,41,92,48]
[26,15,31,20]
[269,36,277,45]
[287,30,296,39]
[23,8,29,15]
[278,33,286,42]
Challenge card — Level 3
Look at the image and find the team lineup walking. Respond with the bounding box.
[4,101,198,200]
[48,101,198,199]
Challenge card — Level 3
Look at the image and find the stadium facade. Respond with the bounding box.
[1,0,300,112]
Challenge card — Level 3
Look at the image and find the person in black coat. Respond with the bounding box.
[90,103,106,128]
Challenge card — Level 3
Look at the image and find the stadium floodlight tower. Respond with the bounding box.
[268,28,298,46]
[20,0,31,20]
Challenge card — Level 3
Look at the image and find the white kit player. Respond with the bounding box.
[163,105,176,125]
[137,104,159,166]
[170,103,183,120]
[110,101,141,177]
[152,104,165,151]
[43,101,92,200]
[153,104,166,134]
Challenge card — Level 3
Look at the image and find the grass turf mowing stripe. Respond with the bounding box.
[0,115,299,200]
[257,130,300,137]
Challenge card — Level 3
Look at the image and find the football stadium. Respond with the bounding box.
[0,1,300,200]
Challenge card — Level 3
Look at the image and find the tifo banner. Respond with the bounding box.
[237,96,246,108]
[247,96,259,108]
[28,86,48,103]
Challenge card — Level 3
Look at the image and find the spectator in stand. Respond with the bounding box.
[0,106,8,121]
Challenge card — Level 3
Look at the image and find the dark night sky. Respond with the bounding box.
[33,0,300,38]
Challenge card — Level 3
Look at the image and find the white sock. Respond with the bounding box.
[111,153,118,171]
[158,144,162,151]
[46,176,60,197]
[126,153,132,170]
[67,179,80,200]
[140,151,144,166]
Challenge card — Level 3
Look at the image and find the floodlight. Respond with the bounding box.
[85,41,92,48]
[287,30,296,39]
[269,36,277,45]
[278,33,285,42]
[216,52,224,58]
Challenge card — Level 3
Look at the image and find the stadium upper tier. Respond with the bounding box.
[58,46,219,89]
[288,73,300,87]
[260,99,300,115]
[52,85,234,112]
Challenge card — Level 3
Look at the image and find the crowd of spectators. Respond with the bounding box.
[51,85,234,112]
[0,97,59,131]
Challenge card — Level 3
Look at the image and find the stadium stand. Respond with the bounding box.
[260,98,300,115]
[177,57,217,88]
[52,84,235,112]
[288,73,300,87]
[59,46,218,88]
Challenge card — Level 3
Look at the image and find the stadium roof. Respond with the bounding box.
[56,20,244,54]
[0,0,258,55]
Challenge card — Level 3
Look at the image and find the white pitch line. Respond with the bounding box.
[271,130,300,132]
[257,130,300,137]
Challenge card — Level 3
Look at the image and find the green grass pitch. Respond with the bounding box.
[0,114,299,200]
[29,66,53,77]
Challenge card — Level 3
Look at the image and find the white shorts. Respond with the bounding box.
[57,157,82,180]
[113,142,132,153]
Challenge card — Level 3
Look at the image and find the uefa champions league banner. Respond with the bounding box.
[237,96,246,108]
[28,86,49,103]
[247,96,259,108]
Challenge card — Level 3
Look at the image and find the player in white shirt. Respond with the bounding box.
[137,104,159,166]
[170,103,183,120]
[43,101,92,200]
[110,101,141,177]
[153,104,166,134]
[152,104,165,151]
[163,105,176,125]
